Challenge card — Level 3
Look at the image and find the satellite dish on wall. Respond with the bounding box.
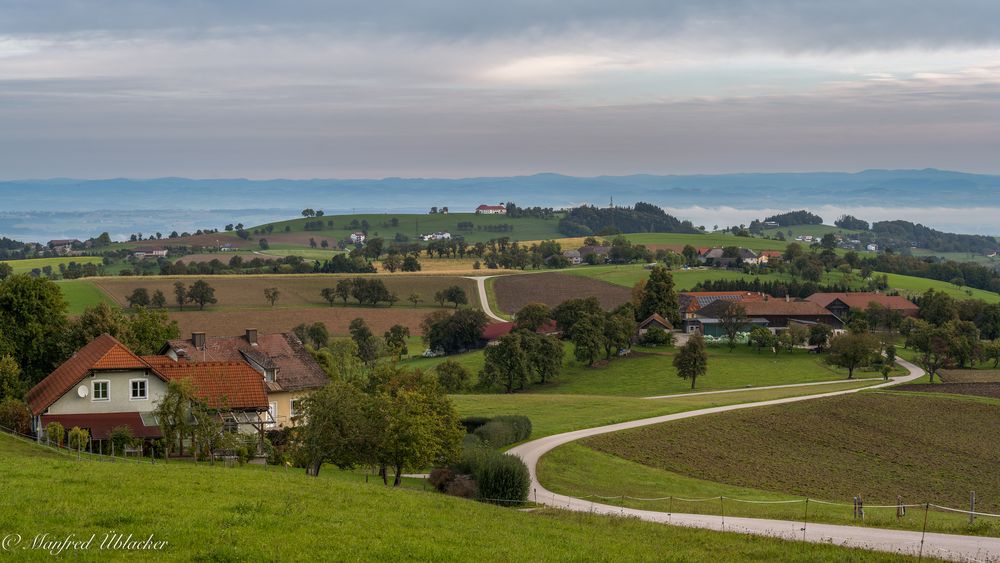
[77,385,89,398]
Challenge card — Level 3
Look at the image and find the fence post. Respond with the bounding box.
[802,499,809,541]
[970,491,976,526]
[919,502,929,561]
[668,496,673,523]
[720,497,725,530]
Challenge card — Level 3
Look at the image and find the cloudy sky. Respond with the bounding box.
[2,1,1000,179]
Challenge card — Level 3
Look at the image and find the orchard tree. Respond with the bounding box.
[349,318,379,365]
[126,287,150,308]
[335,279,354,305]
[826,332,880,379]
[673,335,708,389]
[186,280,217,310]
[320,287,337,307]
[297,380,373,477]
[264,287,280,307]
[173,281,187,310]
[515,303,552,331]
[151,289,166,309]
[480,333,530,393]
[384,325,411,359]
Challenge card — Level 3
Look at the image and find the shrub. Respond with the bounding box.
[436,360,472,393]
[472,415,532,448]
[459,416,491,434]
[45,421,65,447]
[428,467,455,492]
[68,426,90,450]
[493,415,532,442]
[473,420,516,447]
[473,452,530,505]
[640,327,675,347]
[445,475,476,499]
[109,425,135,455]
[0,398,31,435]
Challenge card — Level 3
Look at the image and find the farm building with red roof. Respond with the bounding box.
[804,292,919,319]
[25,334,269,449]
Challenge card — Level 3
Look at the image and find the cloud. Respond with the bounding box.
[0,2,998,178]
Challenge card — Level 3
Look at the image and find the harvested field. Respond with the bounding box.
[91,275,479,309]
[895,382,1000,399]
[170,306,434,337]
[493,272,631,314]
[174,253,277,264]
[940,369,1000,383]
[583,393,1000,511]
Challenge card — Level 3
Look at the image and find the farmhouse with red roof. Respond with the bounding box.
[475,204,507,215]
[25,334,269,451]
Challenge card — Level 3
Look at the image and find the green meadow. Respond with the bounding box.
[0,433,909,562]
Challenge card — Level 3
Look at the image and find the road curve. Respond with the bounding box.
[466,275,507,322]
[508,358,1000,561]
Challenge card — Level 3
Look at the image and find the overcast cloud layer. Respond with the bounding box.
[2,1,999,178]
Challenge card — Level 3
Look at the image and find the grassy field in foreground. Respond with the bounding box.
[541,392,1000,537]
[451,380,878,438]
[0,435,907,562]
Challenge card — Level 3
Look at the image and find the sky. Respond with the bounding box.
[2,1,1000,179]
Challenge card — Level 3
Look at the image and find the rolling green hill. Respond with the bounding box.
[0,433,904,561]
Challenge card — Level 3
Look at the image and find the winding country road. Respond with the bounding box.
[508,358,1000,561]
[467,275,507,322]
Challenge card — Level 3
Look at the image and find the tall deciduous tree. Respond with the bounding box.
[297,381,373,477]
[638,265,680,326]
[264,287,280,307]
[349,318,379,365]
[173,281,187,310]
[673,334,708,389]
[571,314,604,366]
[480,333,530,393]
[0,275,69,386]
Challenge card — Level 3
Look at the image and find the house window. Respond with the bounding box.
[290,399,302,418]
[130,379,148,400]
[267,402,277,428]
[92,380,109,401]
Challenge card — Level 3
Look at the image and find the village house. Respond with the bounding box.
[24,334,269,452]
[420,231,452,241]
[804,292,919,319]
[350,232,366,244]
[677,291,768,333]
[636,313,673,337]
[161,330,329,428]
[47,239,80,255]
[475,204,507,215]
[690,296,843,337]
[132,246,168,259]
[756,250,783,264]
[562,250,582,265]
[700,247,760,268]
[577,245,611,263]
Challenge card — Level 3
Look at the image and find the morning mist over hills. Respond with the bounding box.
[2,168,999,242]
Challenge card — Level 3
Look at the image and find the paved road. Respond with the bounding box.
[508,358,1000,561]
[466,275,507,322]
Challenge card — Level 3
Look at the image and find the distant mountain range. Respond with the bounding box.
[2,169,999,241]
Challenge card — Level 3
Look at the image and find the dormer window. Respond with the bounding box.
[265,369,276,383]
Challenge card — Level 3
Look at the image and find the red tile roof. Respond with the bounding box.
[698,298,835,317]
[638,313,673,330]
[25,334,165,416]
[162,332,328,393]
[805,292,919,313]
[146,360,268,411]
[41,412,161,440]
